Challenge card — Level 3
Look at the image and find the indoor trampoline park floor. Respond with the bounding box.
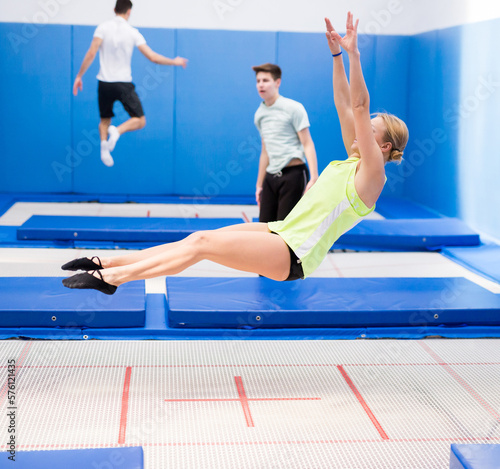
[0,202,499,468]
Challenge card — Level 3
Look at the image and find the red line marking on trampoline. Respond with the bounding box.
[328,256,344,277]
[5,436,500,450]
[168,398,321,402]
[0,342,33,407]
[235,376,254,427]
[7,361,500,370]
[337,365,389,440]
[146,210,150,217]
[118,366,132,444]
[165,375,320,427]
[418,342,500,422]
[242,211,251,223]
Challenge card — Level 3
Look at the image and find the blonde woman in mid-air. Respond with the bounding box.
[62,12,409,295]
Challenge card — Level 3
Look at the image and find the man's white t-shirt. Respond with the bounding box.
[254,96,310,174]
[94,16,146,83]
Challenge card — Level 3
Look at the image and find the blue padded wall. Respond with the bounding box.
[0,23,410,199]
[371,36,410,122]
[0,23,72,193]
[274,32,408,198]
[403,19,500,240]
[277,33,383,176]
[276,32,348,178]
[174,29,276,197]
[404,28,462,216]
[373,35,411,199]
[71,25,176,195]
[454,19,500,238]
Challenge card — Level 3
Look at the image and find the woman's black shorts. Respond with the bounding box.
[271,232,304,281]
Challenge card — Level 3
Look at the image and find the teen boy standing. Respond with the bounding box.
[253,63,318,222]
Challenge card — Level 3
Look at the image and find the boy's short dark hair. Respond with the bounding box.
[252,63,282,81]
[115,0,133,14]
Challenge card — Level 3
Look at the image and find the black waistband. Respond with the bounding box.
[268,163,307,177]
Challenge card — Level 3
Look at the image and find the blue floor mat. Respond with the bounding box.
[4,447,143,469]
[16,215,480,250]
[0,277,146,328]
[166,277,500,329]
[375,196,443,219]
[17,215,244,242]
[443,244,500,283]
[337,218,480,250]
[450,444,500,469]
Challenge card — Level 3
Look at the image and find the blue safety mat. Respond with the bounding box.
[375,196,443,219]
[1,293,500,340]
[443,244,500,284]
[450,444,500,469]
[0,277,145,328]
[336,218,479,250]
[166,277,500,329]
[17,215,244,242]
[3,447,143,468]
[16,215,480,250]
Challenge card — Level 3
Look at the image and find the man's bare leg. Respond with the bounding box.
[99,118,111,141]
[107,116,146,152]
[117,116,146,135]
[99,118,114,166]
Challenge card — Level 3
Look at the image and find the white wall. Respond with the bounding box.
[2,0,499,35]
[0,0,500,35]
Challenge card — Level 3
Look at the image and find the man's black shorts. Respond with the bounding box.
[259,164,309,223]
[98,81,145,119]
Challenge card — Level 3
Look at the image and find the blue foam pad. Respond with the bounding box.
[450,444,500,469]
[17,216,244,242]
[166,277,500,328]
[17,216,480,251]
[375,197,443,219]
[4,447,143,468]
[0,278,145,328]
[336,218,479,250]
[443,244,500,283]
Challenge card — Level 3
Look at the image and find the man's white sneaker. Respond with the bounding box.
[107,125,120,152]
[100,141,114,167]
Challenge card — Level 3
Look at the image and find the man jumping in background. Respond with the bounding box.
[73,0,188,167]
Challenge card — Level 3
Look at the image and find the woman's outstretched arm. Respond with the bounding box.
[330,12,385,205]
[325,17,355,155]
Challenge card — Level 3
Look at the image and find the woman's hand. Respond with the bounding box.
[329,11,359,55]
[325,17,341,55]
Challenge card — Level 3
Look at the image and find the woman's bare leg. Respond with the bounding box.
[99,228,290,286]
[100,222,270,268]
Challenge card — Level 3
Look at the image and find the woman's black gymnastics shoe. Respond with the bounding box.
[61,256,103,271]
[62,270,117,295]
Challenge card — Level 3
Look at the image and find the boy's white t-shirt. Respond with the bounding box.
[254,96,310,174]
[94,16,146,83]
